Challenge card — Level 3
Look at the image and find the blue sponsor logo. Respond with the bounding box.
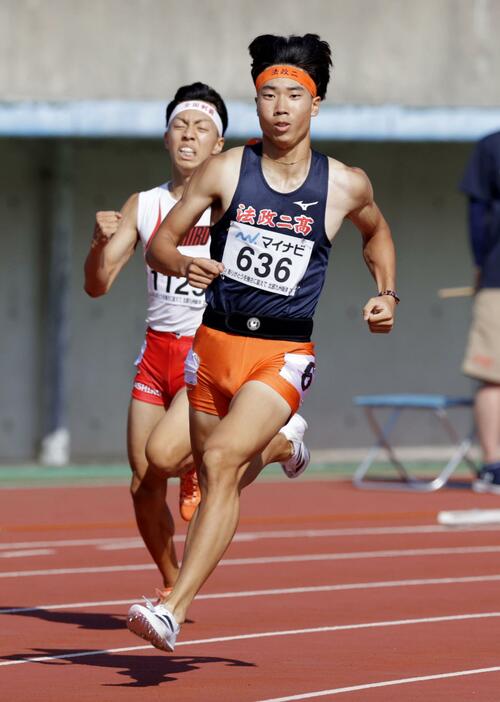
[235,230,260,244]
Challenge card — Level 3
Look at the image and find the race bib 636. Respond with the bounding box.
[221,221,314,297]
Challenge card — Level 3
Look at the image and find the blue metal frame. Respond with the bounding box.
[352,394,477,491]
[2,101,500,141]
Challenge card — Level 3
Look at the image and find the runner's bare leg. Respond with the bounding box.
[146,388,194,477]
[146,388,200,569]
[475,383,500,464]
[128,399,179,588]
[176,400,292,563]
[164,380,292,623]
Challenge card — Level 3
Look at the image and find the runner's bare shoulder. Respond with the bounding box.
[327,157,372,210]
[211,145,245,169]
[199,146,245,207]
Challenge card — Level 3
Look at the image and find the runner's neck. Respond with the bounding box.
[260,146,312,194]
[261,133,311,163]
[168,168,191,201]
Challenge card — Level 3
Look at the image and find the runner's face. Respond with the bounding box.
[256,79,320,146]
[165,109,223,175]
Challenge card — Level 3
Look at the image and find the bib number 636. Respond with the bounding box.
[237,245,292,283]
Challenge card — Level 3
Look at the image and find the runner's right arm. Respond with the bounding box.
[84,194,139,297]
[146,154,228,288]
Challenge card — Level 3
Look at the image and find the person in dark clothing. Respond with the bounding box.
[460,131,500,492]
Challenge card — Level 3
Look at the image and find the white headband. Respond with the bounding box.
[167,100,223,137]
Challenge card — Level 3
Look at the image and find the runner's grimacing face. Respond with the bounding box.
[164,109,224,176]
[256,78,320,146]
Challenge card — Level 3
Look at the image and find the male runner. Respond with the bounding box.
[85,82,309,597]
[127,34,397,650]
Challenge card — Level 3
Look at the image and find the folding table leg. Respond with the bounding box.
[353,407,412,486]
[435,409,477,477]
[353,405,477,491]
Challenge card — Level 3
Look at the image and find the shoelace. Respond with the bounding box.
[180,471,199,503]
[142,595,155,611]
[141,595,176,634]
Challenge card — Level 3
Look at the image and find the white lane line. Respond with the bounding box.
[97,524,498,550]
[3,573,500,615]
[3,544,500,579]
[222,545,500,565]
[98,541,144,551]
[1,611,499,668]
[0,549,54,558]
[254,666,500,701]
[0,643,151,667]
[1,523,500,552]
[0,538,132,551]
[0,564,155,578]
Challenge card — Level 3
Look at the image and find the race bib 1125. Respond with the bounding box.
[147,268,205,307]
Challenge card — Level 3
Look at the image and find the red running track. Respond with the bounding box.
[1,478,500,701]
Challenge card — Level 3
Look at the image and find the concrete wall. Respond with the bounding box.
[0,137,477,461]
[3,0,500,106]
[312,140,475,450]
[0,140,46,459]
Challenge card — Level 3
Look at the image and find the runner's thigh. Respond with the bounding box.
[127,398,165,480]
[146,388,193,471]
[189,408,221,469]
[204,380,291,467]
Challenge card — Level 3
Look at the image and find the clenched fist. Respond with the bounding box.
[92,211,122,247]
[363,295,396,334]
[186,258,224,289]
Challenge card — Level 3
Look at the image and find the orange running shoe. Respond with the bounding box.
[179,468,201,522]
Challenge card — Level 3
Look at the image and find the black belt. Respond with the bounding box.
[202,306,313,342]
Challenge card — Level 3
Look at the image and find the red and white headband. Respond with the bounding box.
[167,100,223,136]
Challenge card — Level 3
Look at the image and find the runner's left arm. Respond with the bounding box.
[346,169,397,334]
[84,194,139,297]
[146,156,225,288]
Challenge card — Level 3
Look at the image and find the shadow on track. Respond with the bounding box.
[2,648,256,686]
[1,607,125,630]
[0,607,195,632]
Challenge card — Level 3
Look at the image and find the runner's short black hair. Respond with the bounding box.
[248,34,332,100]
[165,82,228,134]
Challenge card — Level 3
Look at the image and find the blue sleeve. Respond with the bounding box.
[460,136,497,201]
[468,197,490,267]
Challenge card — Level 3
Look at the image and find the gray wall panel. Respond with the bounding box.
[311,141,475,448]
[2,0,500,106]
[69,141,170,459]
[0,141,44,458]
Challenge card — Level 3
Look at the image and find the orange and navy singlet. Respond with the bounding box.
[205,142,331,339]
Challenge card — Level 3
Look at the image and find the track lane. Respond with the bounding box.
[2,479,500,700]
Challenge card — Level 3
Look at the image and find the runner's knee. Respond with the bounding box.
[145,437,185,477]
[200,446,240,490]
[129,458,148,498]
[130,468,165,502]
